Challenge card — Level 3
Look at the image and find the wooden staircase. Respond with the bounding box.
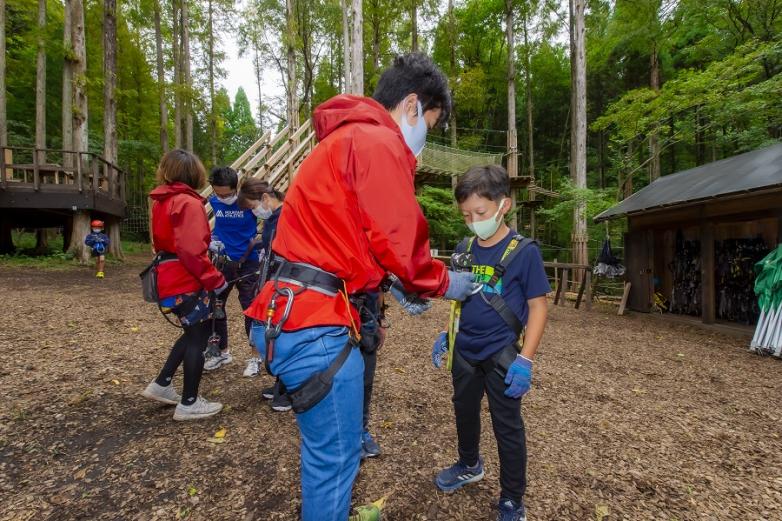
[202,120,316,225]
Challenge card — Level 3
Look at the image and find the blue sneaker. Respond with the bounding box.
[496,498,526,521]
[361,431,381,459]
[434,457,484,492]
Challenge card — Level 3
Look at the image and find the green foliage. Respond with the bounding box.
[416,186,468,249]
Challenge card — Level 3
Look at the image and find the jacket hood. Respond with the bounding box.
[149,182,205,203]
[313,95,403,142]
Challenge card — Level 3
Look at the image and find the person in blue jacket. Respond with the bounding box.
[205,167,261,376]
[84,219,110,279]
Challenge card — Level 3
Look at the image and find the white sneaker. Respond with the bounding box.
[243,357,260,377]
[204,351,233,372]
[173,397,223,421]
[141,381,181,405]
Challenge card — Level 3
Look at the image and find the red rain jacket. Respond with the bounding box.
[245,95,449,331]
[150,182,225,299]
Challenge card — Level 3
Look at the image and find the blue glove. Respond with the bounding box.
[209,240,225,254]
[94,242,106,254]
[443,271,482,301]
[504,355,533,398]
[431,331,448,368]
[389,281,432,315]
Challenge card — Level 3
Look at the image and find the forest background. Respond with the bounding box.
[3,0,780,261]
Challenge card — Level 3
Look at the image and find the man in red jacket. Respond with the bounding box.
[246,54,479,521]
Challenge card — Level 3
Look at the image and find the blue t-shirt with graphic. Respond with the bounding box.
[209,195,259,262]
[455,230,551,361]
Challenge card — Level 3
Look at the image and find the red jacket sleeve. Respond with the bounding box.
[170,196,225,291]
[352,133,449,297]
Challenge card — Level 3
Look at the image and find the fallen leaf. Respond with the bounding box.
[111,379,120,385]
[214,427,226,439]
[187,485,197,497]
[595,504,610,521]
[381,420,394,429]
[73,468,87,480]
[206,437,225,444]
[130,326,140,333]
[393,367,406,374]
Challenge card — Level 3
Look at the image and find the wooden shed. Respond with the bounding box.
[595,143,782,326]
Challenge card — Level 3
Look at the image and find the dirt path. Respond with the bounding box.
[1,257,781,520]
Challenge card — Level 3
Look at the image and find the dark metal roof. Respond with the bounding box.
[594,143,782,222]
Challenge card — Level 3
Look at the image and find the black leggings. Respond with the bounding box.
[155,320,211,405]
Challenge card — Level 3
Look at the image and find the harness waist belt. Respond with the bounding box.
[275,260,343,296]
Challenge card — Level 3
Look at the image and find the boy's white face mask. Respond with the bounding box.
[399,101,428,157]
[467,198,507,240]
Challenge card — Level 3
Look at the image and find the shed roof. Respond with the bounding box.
[594,143,782,222]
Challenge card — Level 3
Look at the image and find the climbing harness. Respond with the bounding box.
[261,259,362,413]
[446,234,536,370]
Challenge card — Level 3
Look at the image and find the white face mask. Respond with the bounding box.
[399,100,428,157]
[252,203,272,219]
[216,194,238,205]
[92,228,101,233]
[467,198,507,240]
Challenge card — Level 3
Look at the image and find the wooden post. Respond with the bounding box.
[76,152,83,192]
[701,221,716,324]
[119,167,125,202]
[575,269,587,309]
[0,147,5,190]
[33,148,40,191]
[91,156,99,193]
[585,270,592,311]
[618,282,631,315]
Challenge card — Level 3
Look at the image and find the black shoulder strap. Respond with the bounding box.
[484,235,538,338]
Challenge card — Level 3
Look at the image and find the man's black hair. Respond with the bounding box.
[455,165,510,203]
[372,53,451,126]
[210,166,238,189]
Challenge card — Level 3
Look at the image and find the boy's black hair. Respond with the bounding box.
[372,53,451,127]
[210,166,238,189]
[455,165,510,203]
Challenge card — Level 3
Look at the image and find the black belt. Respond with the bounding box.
[274,260,343,296]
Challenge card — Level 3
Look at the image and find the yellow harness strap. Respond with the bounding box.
[446,235,522,370]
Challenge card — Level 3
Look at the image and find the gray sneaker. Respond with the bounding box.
[271,389,292,412]
[173,397,223,421]
[204,351,233,372]
[141,381,181,405]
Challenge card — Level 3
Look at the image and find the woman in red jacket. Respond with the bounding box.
[141,149,227,421]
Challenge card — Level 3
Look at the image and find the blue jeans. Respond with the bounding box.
[250,323,364,521]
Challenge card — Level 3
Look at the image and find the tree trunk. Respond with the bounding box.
[569,0,588,274]
[172,0,182,149]
[208,0,216,164]
[34,228,49,255]
[62,0,73,167]
[505,0,517,179]
[68,211,91,263]
[71,0,88,157]
[341,0,351,93]
[153,0,169,153]
[0,0,6,148]
[104,0,123,260]
[285,0,299,130]
[182,0,193,151]
[523,11,536,237]
[668,114,676,174]
[0,219,13,255]
[35,0,46,165]
[448,0,457,147]
[253,32,263,131]
[649,42,661,181]
[350,0,363,95]
[411,1,418,52]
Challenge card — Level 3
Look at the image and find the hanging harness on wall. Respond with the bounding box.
[446,235,536,370]
[668,230,702,317]
[715,236,769,325]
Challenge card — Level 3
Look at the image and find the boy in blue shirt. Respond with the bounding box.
[205,166,261,375]
[84,219,110,279]
[432,165,550,521]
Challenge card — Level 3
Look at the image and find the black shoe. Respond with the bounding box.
[261,385,275,400]
[271,388,292,412]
